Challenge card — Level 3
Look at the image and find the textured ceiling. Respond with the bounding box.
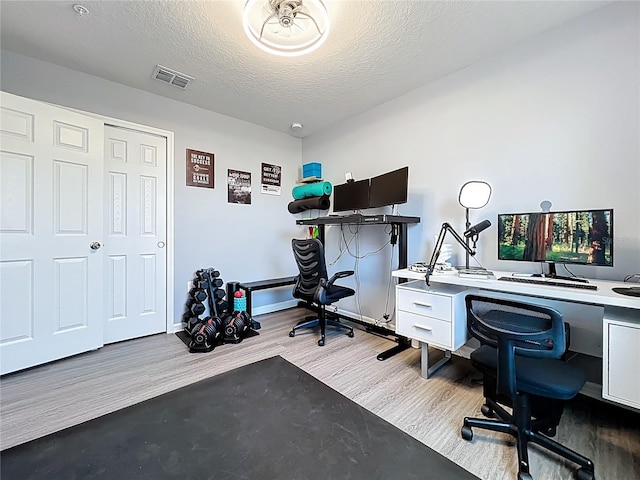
[0,1,610,137]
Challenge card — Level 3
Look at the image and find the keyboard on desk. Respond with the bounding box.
[497,276,598,290]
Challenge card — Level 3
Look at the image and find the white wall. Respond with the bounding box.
[0,51,304,329]
[302,3,640,323]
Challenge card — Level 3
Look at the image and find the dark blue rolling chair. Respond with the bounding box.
[461,295,595,480]
[289,238,355,346]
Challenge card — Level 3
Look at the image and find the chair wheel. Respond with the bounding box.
[318,338,325,346]
[517,473,533,480]
[288,330,295,337]
[461,425,473,441]
[347,331,354,338]
[576,468,595,480]
[481,404,495,418]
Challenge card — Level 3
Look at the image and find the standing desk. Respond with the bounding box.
[296,214,420,360]
[392,268,640,410]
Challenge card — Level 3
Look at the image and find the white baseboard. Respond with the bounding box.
[251,299,299,316]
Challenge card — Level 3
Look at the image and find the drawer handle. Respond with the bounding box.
[413,301,433,308]
[414,324,433,332]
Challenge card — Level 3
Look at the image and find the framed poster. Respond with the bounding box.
[261,162,282,195]
[186,149,214,188]
[227,169,252,205]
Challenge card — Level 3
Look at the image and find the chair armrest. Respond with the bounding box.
[325,270,354,288]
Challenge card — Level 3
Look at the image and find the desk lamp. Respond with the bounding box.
[458,181,492,269]
[425,220,491,285]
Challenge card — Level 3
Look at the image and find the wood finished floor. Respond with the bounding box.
[1,308,639,480]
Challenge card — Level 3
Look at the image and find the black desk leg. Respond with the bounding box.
[317,224,325,245]
[398,223,408,269]
[376,336,411,361]
[376,222,411,361]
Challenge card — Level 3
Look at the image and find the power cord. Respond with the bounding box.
[562,264,586,280]
[376,242,396,326]
[467,255,489,271]
[333,223,397,325]
[624,274,640,283]
[324,217,404,326]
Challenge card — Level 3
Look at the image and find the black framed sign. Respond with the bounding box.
[261,163,282,195]
[186,149,214,188]
[227,169,252,204]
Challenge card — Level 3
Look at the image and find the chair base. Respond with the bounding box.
[479,371,565,437]
[461,396,595,480]
[289,314,354,346]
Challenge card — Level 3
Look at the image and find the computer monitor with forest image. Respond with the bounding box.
[498,209,613,276]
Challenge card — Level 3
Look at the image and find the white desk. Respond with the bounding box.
[392,269,640,410]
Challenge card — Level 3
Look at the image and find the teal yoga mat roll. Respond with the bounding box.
[292,181,332,199]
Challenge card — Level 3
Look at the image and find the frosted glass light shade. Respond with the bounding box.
[243,0,330,57]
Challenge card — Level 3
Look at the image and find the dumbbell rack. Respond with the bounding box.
[182,268,256,353]
[181,268,226,352]
[183,268,227,331]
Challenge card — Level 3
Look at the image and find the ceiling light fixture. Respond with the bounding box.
[73,4,89,16]
[243,0,329,57]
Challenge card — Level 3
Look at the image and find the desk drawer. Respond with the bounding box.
[397,289,453,322]
[396,311,453,348]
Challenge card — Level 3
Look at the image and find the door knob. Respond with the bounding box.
[90,241,102,250]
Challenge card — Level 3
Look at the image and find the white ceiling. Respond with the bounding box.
[0,1,611,137]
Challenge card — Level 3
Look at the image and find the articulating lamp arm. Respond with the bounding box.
[425,223,477,286]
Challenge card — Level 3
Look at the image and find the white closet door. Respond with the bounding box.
[103,125,167,344]
[0,91,104,375]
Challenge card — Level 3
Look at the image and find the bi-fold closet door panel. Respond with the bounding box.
[0,91,105,374]
[103,125,167,344]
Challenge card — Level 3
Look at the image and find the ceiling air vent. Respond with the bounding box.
[152,65,194,90]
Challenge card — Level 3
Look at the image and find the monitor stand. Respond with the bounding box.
[544,262,589,283]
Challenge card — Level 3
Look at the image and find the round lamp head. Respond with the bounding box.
[459,181,491,209]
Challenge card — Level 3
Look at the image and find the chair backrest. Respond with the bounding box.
[465,294,566,398]
[291,238,328,303]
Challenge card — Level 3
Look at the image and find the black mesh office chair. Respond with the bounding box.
[461,295,595,480]
[289,238,355,346]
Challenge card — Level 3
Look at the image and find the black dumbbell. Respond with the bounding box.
[222,311,251,344]
[190,302,206,316]
[189,288,207,303]
[213,288,225,300]
[189,316,221,352]
[184,314,201,332]
[193,279,208,289]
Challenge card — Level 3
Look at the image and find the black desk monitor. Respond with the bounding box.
[333,179,370,212]
[369,166,408,209]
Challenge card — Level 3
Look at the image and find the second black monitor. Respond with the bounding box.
[368,166,409,209]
